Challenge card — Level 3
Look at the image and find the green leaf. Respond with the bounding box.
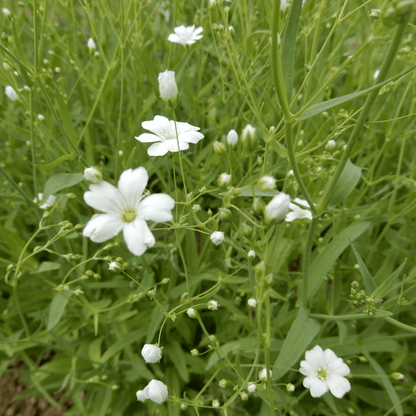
[272,308,321,380]
[281,0,303,100]
[55,92,78,144]
[350,239,377,294]
[42,173,84,202]
[47,290,72,331]
[328,159,361,206]
[361,348,403,416]
[33,261,61,274]
[166,340,190,382]
[307,222,371,301]
[373,259,407,299]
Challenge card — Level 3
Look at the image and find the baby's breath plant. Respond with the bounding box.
[1,0,416,415]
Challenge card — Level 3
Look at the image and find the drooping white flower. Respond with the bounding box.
[83,167,175,256]
[34,193,56,209]
[84,167,102,184]
[187,308,196,318]
[2,7,11,16]
[264,193,291,222]
[300,345,351,398]
[142,379,168,404]
[168,25,203,45]
[248,382,256,393]
[207,300,219,310]
[210,231,224,246]
[135,115,204,156]
[257,175,276,191]
[247,298,257,308]
[141,344,162,363]
[285,198,313,222]
[5,86,19,101]
[259,368,272,381]
[158,70,179,108]
[87,38,96,51]
[227,129,238,147]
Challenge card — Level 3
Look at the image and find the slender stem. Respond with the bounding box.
[317,16,412,213]
[264,294,276,416]
[302,217,318,307]
[29,88,37,196]
[0,164,33,203]
[384,316,416,334]
[33,0,38,74]
[13,285,30,338]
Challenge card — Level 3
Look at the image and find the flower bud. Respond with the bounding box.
[207,300,219,310]
[241,124,257,151]
[136,390,146,402]
[254,261,265,278]
[257,175,276,191]
[3,61,11,70]
[219,379,227,388]
[253,197,265,215]
[210,231,224,246]
[213,141,227,155]
[158,70,179,109]
[248,382,256,392]
[286,383,295,392]
[187,308,196,318]
[259,368,272,381]
[391,372,405,380]
[87,38,96,51]
[240,223,253,238]
[180,403,188,410]
[217,172,232,188]
[108,261,121,272]
[264,193,291,222]
[212,399,220,408]
[240,392,248,400]
[248,250,256,260]
[143,379,168,404]
[2,8,11,16]
[5,86,19,101]
[84,167,102,184]
[37,114,45,121]
[227,129,238,147]
[141,344,162,363]
[325,140,336,150]
[191,348,199,356]
[247,298,257,308]
[218,207,232,221]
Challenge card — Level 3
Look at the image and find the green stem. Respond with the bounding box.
[29,88,37,197]
[302,217,318,307]
[264,294,276,416]
[317,16,412,213]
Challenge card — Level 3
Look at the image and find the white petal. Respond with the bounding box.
[285,211,300,222]
[304,345,324,371]
[323,348,340,366]
[84,181,123,214]
[117,167,148,209]
[294,198,310,207]
[326,375,351,398]
[168,33,181,43]
[179,130,204,144]
[328,359,350,377]
[307,378,328,397]
[165,139,189,153]
[148,142,170,156]
[123,219,155,256]
[83,214,124,243]
[299,361,316,377]
[175,121,200,132]
[139,194,175,222]
[135,133,160,143]
[194,27,203,36]
[142,116,170,137]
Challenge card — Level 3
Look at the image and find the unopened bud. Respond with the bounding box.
[84,167,102,184]
[158,70,179,109]
[213,141,227,155]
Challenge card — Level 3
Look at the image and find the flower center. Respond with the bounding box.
[122,208,137,223]
[316,367,329,381]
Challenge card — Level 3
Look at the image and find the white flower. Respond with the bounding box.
[217,172,231,188]
[257,175,276,191]
[227,129,238,147]
[207,300,219,310]
[248,250,256,260]
[135,115,204,157]
[158,70,179,108]
[285,198,313,222]
[2,7,11,16]
[168,25,203,45]
[326,140,336,150]
[210,231,224,246]
[84,167,102,184]
[37,114,45,121]
[187,308,196,318]
[373,69,380,80]
[136,390,146,402]
[247,298,257,308]
[141,344,162,363]
[143,379,168,404]
[259,368,272,381]
[264,193,291,222]
[212,399,220,408]
[5,86,19,101]
[82,167,175,256]
[300,345,351,398]
[87,38,96,51]
[108,261,121,272]
[247,382,256,393]
[34,193,56,209]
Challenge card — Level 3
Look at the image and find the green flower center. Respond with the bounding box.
[316,367,329,381]
[122,208,137,223]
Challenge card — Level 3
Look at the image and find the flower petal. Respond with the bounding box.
[117,167,148,209]
[135,133,160,143]
[142,116,171,137]
[285,211,300,222]
[139,194,175,222]
[148,142,170,156]
[167,33,181,43]
[194,27,203,36]
[304,345,324,372]
[327,358,350,377]
[307,378,328,397]
[123,219,155,256]
[178,130,204,144]
[84,181,123,214]
[83,214,124,243]
[165,139,189,153]
[326,375,351,398]
[299,361,316,377]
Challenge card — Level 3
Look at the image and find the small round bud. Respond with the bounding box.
[5,86,19,101]
[108,261,121,272]
[141,344,162,363]
[247,298,257,308]
[259,368,272,381]
[210,231,224,246]
[87,37,96,51]
[257,175,276,191]
[187,308,196,318]
[207,300,219,310]
[326,140,336,150]
[190,348,199,356]
[248,250,256,260]
[180,403,188,410]
[84,167,102,184]
[286,383,295,392]
[391,372,405,380]
[37,114,45,121]
[240,392,248,400]
[212,399,220,408]
[219,379,227,388]
[241,124,257,151]
[240,223,253,238]
[248,382,257,393]
[213,141,227,155]
[217,172,232,188]
[227,129,238,147]
[218,207,232,221]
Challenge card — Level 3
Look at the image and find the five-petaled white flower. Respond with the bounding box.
[83,167,175,256]
[168,25,203,45]
[141,344,162,363]
[300,345,351,398]
[5,86,19,101]
[135,115,204,157]
[285,198,313,222]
